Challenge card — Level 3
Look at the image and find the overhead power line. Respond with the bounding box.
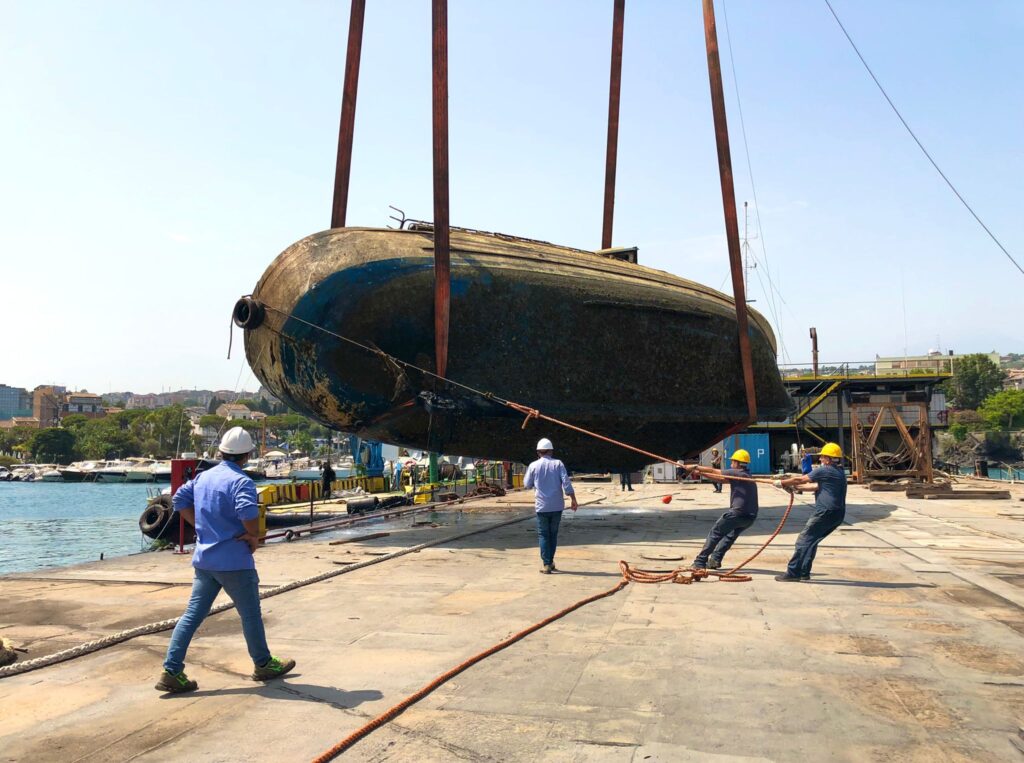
[824,0,1024,278]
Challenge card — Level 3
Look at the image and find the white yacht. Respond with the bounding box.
[60,461,102,482]
[94,461,131,483]
[125,458,156,482]
[40,466,64,482]
[150,461,172,482]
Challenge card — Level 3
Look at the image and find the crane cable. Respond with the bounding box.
[824,0,1023,278]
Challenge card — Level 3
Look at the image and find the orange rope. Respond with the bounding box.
[620,489,795,584]
[310,578,629,762]
[311,489,796,760]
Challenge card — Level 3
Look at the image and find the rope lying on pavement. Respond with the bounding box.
[0,512,534,680]
[311,575,630,763]
[312,488,798,760]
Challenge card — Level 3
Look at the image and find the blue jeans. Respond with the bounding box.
[536,510,563,566]
[163,567,271,673]
[693,511,755,567]
[786,509,845,577]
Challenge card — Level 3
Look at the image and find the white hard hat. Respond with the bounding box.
[536,438,554,451]
[219,426,254,455]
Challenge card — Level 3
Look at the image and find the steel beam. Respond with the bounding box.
[601,0,625,250]
[702,0,757,424]
[432,0,451,378]
[331,0,366,229]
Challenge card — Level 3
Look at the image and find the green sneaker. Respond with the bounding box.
[252,656,296,681]
[155,669,198,694]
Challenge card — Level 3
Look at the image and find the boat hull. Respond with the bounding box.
[241,228,792,471]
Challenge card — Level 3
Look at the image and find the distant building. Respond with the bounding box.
[0,384,32,420]
[33,386,66,428]
[875,350,1001,375]
[1005,369,1024,391]
[0,416,40,430]
[216,403,253,420]
[64,391,105,418]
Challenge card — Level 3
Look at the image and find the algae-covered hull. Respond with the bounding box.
[239,227,791,471]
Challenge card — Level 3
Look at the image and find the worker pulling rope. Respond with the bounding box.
[311,489,795,761]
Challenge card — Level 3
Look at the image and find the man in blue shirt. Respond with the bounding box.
[524,438,579,574]
[773,442,848,582]
[156,427,295,693]
[687,448,759,570]
[800,447,814,475]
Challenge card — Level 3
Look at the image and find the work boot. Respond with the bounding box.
[252,656,296,681]
[800,574,811,581]
[707,558,721,570]
[155,669,198,694]
[540,564,553,574]
[549,563,558,572]
[774,574,802,582]
[691,562,707,571]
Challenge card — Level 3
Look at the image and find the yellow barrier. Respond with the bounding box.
[256,476,389,508]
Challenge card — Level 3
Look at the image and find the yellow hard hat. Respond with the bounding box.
[730,449,751,464]
[820,442,843,459]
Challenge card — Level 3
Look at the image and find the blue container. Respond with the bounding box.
[725,433,771,475]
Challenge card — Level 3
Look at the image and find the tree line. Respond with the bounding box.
[0,404,330,466]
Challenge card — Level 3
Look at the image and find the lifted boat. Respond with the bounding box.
[236,227,791,471]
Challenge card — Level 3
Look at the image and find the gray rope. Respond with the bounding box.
[0,513,532,679]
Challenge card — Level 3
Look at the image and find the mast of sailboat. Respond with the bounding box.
[742,201,756,300]
[702,0,758,425]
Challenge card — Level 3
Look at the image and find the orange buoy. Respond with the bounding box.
[661,495,672,504]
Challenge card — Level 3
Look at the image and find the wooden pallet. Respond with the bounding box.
[921,490,1010,500]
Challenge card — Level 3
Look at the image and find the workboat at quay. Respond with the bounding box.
[235,227,792,471]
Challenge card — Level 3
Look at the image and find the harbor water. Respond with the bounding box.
[0,482,154,575]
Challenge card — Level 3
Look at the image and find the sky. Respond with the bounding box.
[2,0,1021,394]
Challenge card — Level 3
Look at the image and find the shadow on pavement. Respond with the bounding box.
[165,680,383,709]
[803,580,936,589]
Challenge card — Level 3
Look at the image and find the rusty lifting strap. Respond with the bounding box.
[331,0,758,427]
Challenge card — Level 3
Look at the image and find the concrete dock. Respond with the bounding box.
[2,480,1023,761]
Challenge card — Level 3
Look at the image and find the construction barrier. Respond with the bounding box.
[257,476,388,507]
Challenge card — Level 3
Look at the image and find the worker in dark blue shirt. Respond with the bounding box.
[687,449,759,570]
[773,442,848,582]
[156,427,295,693]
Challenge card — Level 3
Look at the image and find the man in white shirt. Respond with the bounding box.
[524,438,579,574]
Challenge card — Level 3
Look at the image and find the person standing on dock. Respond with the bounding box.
[619,471,633,491]
[800,447,814,475]
[710,448,723,493]
[686,449,758,571]
[773,442,847,582]
[524,438,579,574]
[321,460,336,500]
[155,426,295,694]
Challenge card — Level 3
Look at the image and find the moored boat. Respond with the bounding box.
[60,461,102,482]
[150,461,172,482]
[125,458,156,482]
[94,461,130,483]
[237,226,792,471]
